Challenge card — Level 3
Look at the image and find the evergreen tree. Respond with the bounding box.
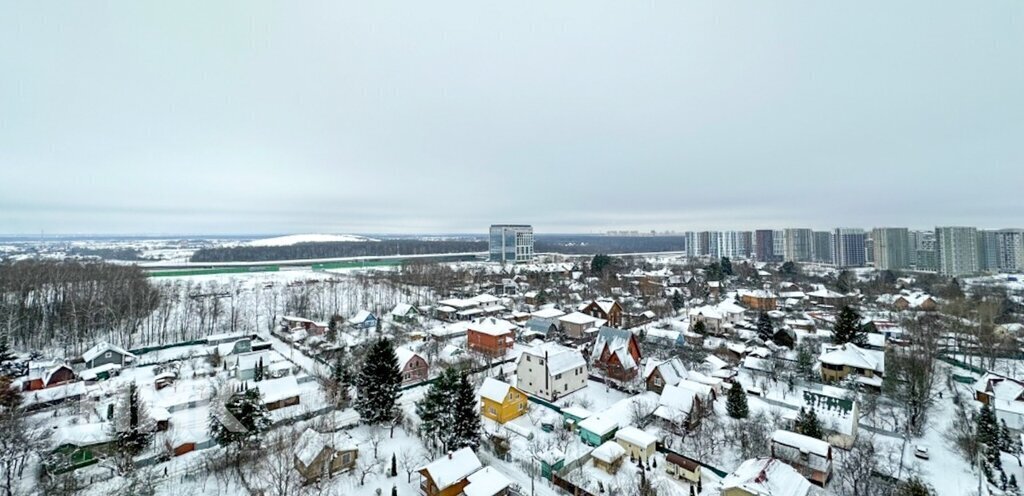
[332,350,353,407]
[1010,474,1019,494]
[327,317,339,343]
[209,385,271,449]
[354,338,403,426]
[416,368,455,451]
[0,327,13,363]
[450,372,481,451]
[254,357,264,382]
[832,305,865,346]
[1000,419,1013,452]
[721,257,733,276]
[726,382,748,419]
[112,382,153,473]
[986,440,1003,484]
[416,368,480,452]
[391,453,398,477]
[705,262,723,282]
[591,254,612,274]
[0,375,21,412]
[757,312,773,339]
[671,292,686,311]
[978,402,999,447]
[693,321,706,336]
[836,270,855,294]
[797,407,823,439]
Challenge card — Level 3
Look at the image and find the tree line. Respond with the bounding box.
[190,240,488,263]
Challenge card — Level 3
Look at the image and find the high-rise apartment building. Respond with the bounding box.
[992,229,1024,272]
[772,230,786,262]
[935,226,980,277]
[812,231,833,264]
[783,228,813,262]
[754,230,776,262]
[488,224,534,264]
[833,228,867,268]
[872,228,912,270]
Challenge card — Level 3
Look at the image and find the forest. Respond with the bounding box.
[189,239,488,262]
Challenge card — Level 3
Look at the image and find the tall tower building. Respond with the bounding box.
[832,228,867,268]
[812,231,834,264]
[754,230,776,262]
[872,228,912,270]
[935,226,980,277]
[783,228,813,262]
[993,229,1024,272]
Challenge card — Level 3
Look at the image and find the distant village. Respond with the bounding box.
[1,224,1023,496]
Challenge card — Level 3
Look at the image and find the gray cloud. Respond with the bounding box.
[1,1,1022,235]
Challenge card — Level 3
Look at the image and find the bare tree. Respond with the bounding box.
[834,436,901,496]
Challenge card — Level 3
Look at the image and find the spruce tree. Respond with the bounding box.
[1000,419,1013,452]
[210,385,271,449]
[416,368,458,451]
[832,305,865,346]
[113,382,153,473]
[978,402,999,447]
[450,372,481,451]
[726,381,748,419]
[332,350,353,407]
[391,453,398,477]
[354,338,403,426]
[721,257,733,276]
[800,407,823,439]
[757,312,773,339]
[255,357,264,382]
[693,321,706,336]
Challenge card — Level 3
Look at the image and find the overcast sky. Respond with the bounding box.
[1,1,1022,235]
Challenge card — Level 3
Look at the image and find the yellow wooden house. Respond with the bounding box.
[479,378,528,423]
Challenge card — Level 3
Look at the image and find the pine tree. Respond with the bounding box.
[693,321,706,336]
[354,338,403,426]
[986,440,1003,484]
[726,382,748,419]
[832,305,865,346]
[254,357,264,382]
[332,351,353,407]
[112,382,153,473]
[671,292,685,311]
[391,453,398,477]
[1000,419,1013,452]
[757,312,773,339]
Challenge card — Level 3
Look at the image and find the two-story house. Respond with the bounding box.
[515,343,587,401]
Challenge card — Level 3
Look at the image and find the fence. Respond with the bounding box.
[551,474,596,496]
[937,354,987,375]
[655,445,728,478]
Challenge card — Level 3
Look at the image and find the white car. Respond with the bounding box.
[914,446,930,460]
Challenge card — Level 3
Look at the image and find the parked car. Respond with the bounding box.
[914,446,929,460]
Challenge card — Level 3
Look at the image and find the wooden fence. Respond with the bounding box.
[551,474,596,496]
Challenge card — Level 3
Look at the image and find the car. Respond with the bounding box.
[914,446,930,460]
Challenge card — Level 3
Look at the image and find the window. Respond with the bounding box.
[518,403,525,411]
[654,377,663,386]
[526,356,531,362]
[105,352,112,358]
[556,373,562,380]
[489,407,496,415]
[342,453,351,464]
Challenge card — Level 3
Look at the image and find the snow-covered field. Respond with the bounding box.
[247,234,380,246]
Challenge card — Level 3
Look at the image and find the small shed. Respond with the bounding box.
[578,415,618,447]
[591,440,627,474]
[665,452,701,483]
[614,426,657,462]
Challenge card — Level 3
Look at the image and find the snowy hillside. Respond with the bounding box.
[248,234,379,246]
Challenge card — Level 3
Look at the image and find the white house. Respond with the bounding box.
[514,342,587,401]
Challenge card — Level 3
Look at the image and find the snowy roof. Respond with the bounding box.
[771,430,831,458]
[390,303,417,317]
[591,298,619,315]
[676,379,713,401]
[348,310,375,325]
[643,358,688,387]
[395,347,423,371]
[294,428,328,467]
[524,317,557,335]
[975,373,1024,401]
[590,440,627,464]
[559,311,600,326]
[281,315,315,324]
[82,341,135,363]
[478,378,514,403]
[468,317,516,336]
[50,422,113,449]
[808,288,845,299]
[518,342,587,376]
[615,426,657,447]
[578,415,619,436]
[721,458,813,496]
[79,363,121,381]
[470,293,501,305]
[532,307,566,319]
[437,298,479,310]
[717,299,746,315]
[561,406,592,419]
[653,384,696,421]
[818,343,884,373]
[463,466,512,496]
[418,448,483,491]
[802,391,856,435]
[689,305,722,320]
[704,355,729,370]
[256,375,300,404]
[591,327,637,370]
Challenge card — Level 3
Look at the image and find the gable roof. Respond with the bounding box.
[463,466,512,496]
[518,342,588,376]
[643,358,688,386]
[559,311,601,326]
[82,342,135,363]
[479,377,514,403]
[653,384,696,422]
[468,317,516,336]
[591,327,638,369]
[418,448,483,491]
[615,426,657,447]
[390,303,417,317]
[819,343,884,373]
[348,310,376,325]
[721,458,812,496]
[395,347,423,371]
